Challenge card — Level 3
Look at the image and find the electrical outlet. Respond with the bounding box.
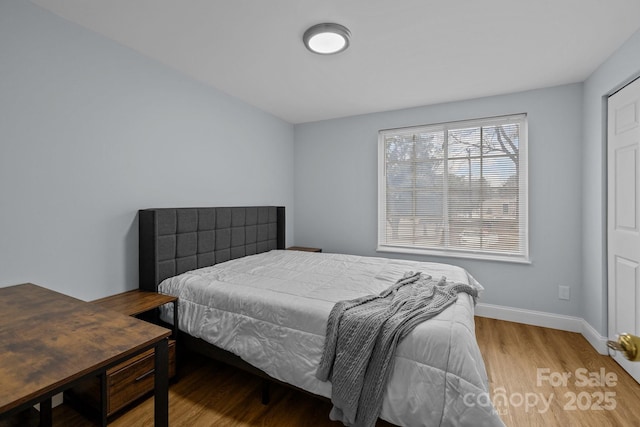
[559,285,570,300]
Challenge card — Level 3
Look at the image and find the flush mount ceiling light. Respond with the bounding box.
[303,23,351,55]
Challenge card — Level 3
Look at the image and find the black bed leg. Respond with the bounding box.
[261,379,271,405]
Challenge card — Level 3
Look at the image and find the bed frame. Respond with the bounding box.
[138,206,292,402]
[139,206,285,292]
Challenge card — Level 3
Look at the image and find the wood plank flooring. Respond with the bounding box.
[4,317,640,426]
[475,317,640,427]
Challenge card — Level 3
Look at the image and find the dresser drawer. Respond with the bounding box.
[108,339,176,414]
[67,339,175,417]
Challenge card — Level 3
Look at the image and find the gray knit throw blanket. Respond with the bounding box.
[316,272,478,427]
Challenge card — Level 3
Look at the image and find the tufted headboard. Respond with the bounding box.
[139,206,285,292]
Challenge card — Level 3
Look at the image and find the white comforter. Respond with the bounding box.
[158,250,504,427]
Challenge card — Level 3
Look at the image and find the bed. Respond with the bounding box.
[138,206,504,427]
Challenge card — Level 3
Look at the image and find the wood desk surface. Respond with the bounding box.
[91,289,177,316]
[0,283,171,415]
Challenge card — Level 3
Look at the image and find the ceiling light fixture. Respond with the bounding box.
[303,23,351,55]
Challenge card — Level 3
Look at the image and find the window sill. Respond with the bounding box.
[376,245,531,265]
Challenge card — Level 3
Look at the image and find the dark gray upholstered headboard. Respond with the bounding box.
[139,206,285,292]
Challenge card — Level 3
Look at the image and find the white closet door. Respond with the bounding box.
[608,76,640,384]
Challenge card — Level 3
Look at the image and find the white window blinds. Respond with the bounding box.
[378,114,528,262]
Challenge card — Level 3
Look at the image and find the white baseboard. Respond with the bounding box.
[475,303,609,355]
[53,393,63,407]
[34,393,64,411]
[580,319,610,355]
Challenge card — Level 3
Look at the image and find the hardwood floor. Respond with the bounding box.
[475,317,640,427]
[4,317,640,426]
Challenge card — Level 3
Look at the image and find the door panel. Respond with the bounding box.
[614,256,638,333]
[614,146,637,230]
[608,76,640,384]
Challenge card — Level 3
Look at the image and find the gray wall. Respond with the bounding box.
[0,1,294,300]
[5,0,640,336]
[294,84,584,317]
[294,26,640,332]
[581,29,640,335]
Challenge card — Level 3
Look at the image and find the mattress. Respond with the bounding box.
[158,250,504,427]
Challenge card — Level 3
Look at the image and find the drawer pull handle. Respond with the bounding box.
[135,369,155,382]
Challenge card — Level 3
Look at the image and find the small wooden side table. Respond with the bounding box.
[287,246,322,253]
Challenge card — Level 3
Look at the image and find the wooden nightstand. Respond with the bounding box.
[287,246,322,252]
[65,290,178,420]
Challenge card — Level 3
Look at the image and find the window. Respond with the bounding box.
[378,114,528,263]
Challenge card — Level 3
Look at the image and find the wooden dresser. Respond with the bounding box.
[65,290,178,419]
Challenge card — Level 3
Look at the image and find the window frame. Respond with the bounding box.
[377,113,529,264]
